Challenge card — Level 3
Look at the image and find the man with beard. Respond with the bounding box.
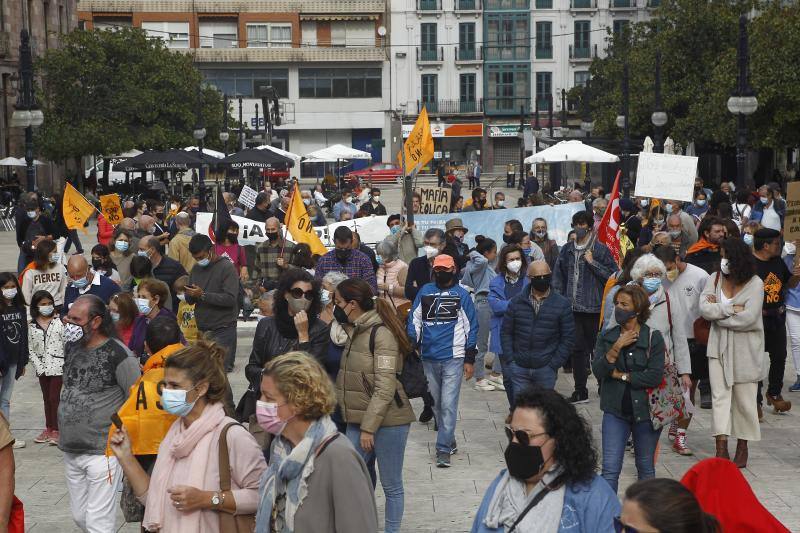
[253,217,294,291]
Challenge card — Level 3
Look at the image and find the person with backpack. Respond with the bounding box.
[333,279,415,533]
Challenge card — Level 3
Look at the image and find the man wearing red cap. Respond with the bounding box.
[407,254,478,468]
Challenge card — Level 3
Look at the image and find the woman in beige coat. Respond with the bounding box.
[699,238,764,468]
[334,278,415,533]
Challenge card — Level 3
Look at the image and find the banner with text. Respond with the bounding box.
[634,152,698,202]
[416,187,451,214]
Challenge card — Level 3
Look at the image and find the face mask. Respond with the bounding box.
[784,242,796,256]
[502,234,512,244]
[614,306,638,325]
[533,230,547,240]
[720,258,731,275]
[137,250,150,258]
[39,305,54,316]
[91,259,105,271]
[668,230,682,240]
[287,295,311,314]
[333,304,350,324]
[320,289,331,306]
[256,401,287,435]
[171,203,178,211]
[665,203,674,214]
[376,255,384,266]
[643,277,662,294]
[161,386,198,417]
[335,248,351,262]
[743,234,754,246]
[760,197,769,205]
[1,288,17,300]
[434,270,455,287]
[497,200,505,207]
[424,245,439,259]
[177,293,186,302]
[72,277,89,289]
[372,196,381,203]
[390,225,402,235]
[266,232,279,242]
[696,199,707,207]
[303,198,311,206]
[50,252,61,264]
[639,199,649,208]
[27,210,37,219]
[197,257,211,268]
[110,311,120,322]
[666,269,679,282]
[523,248,532,258]
[653,218,665,227]
[574,228,588,241]
[504,441,546,481]
[189,207,199,214]
[227,232,239,243]
[63,322,85,343]
[343,197,351,204]
[135,297,152,315]
[115,240,129,252]
[507,260,522,274]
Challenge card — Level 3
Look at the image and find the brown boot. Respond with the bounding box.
[715,435,730,460]
[733,439,748,469]
[766,394,792,413]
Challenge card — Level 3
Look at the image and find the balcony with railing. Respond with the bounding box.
[455,0,482,12]
[455,45,483,63]
[417,46,444,65]
[570,0,597,10]
[484,45,530,61]
[417,0,443,13]
[535,45,553,59]
[485,96,531,116]
[569,43,597,61]
[610,0,637,10]
[417,99,483,114]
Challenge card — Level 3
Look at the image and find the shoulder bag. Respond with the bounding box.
[218,423,256,533]
[692,272,720,345]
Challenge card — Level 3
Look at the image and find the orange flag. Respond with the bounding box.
[63,183,95,233]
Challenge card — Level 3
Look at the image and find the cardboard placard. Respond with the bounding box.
[634,152,698,202]
[238,185,258,209]
[784,181,800,242]
[416,187,451,214]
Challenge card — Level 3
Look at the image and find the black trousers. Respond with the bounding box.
[572,312,600,394]
[757,315,787,402]
[506,173,515,188]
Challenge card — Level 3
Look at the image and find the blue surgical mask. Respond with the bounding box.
[137,250,149,258]
[71,277,89,289]
[161,385,199,417]
[743,234,754,246]
[135,297,152,315]
[665,203,674,214]
[27,210,37,219]
[696,199,707,207]
[196,258,211,268]
[110,311,121,322]
[390,225,402,235]
[760,196,769,205]
[320,289,331,306]
[643,277,662,294]
[376,255,384,266]
[115,240,129,252]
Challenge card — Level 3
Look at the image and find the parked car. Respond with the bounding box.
[345,163,402,184]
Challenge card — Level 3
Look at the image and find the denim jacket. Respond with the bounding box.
[552,240,618,314]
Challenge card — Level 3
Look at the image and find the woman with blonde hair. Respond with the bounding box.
[256,351,377,533]
[109,339,266,531]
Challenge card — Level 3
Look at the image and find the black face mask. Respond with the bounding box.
[227,232,238,244]
[574,228,589,241]
[614,306,638,326]
[91,259,105,271]
[434,270,455,287]
[333,304,349,324]
[502,234,512,244]
[504,442,546,481]
[335,248,352,262]
[266,232,279,242]
[529,274,551,293]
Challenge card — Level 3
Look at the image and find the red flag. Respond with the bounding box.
[597,170,622,264]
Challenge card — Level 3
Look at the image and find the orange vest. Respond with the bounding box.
[106,343,185,456]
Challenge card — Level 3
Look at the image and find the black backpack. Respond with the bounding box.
[368,325,429,405]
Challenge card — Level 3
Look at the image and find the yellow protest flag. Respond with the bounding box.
[63,183,95,232]
[284,183,328,257]
[402,106,434,175]
[99,193,123,225]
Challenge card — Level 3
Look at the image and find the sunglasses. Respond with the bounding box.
[613,517,640,533]
[504,426,548,447]
[288,288,315,301]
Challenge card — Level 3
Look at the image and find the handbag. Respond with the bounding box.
[645,296,686,431]
[692,272,720,345]
[218,423,257,533]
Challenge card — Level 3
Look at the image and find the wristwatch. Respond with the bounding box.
[620,373,629,383]
[211,492,221,507]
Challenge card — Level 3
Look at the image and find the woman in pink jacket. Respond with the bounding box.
[375,239,409,311]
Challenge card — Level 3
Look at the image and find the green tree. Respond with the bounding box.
[35,27,232,172]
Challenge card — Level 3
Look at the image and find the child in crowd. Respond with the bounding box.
[28,290,65,446]
[174,276,197,343]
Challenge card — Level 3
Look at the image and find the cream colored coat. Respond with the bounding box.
[699,274,764,387]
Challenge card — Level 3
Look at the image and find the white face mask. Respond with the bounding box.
[2,288,17,300]
[506,259,522,274]
[720,258,731,275]
[38,305,54,316]
[497,200,505,207]
[424,245,439,259]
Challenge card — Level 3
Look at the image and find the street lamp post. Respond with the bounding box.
[518,105,525,190]
[220,94,230,192]
[580,81,595,193]
[616,63,631,198]
[10,30,44,192]
[193,100,207,209]
[651,52,668,154]
[238,97,245,188]
[548,93,558,189]
[727,14,758,189]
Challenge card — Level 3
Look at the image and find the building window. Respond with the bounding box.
[141,21,190,48]
[486,14,529,61]
[486,64,529,114]
[458,23,476,60]
[535,71,552,111]
[199,21,238,49]
[421,74,438,112]
[299,68,381,98]
[535,21,552,59]
[485,0,530,8]
[574,71,590,87]
[612,19,629,38]
[573,20,590,57]
[421,23,437,60]
[202,69,289,98]
[329,20,374,47]
[247,23,292,48]
[59,4,65,33]
[535,0,553,7]
[460,73,476,112]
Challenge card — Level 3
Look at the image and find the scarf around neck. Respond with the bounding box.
[485,467,566,533]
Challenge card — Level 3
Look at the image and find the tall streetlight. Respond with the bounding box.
[219,94,230,192]
[238,97,245,188]
[616,63,631,198]
[518,105,525,190]
[580,80,595,193]
[10,30,44,192]
[548,93,559,189]
[193,95,207,209]
[727,14,758,189]
[651,52,668,153]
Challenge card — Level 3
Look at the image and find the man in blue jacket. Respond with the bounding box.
[501,260,575,405]
[408,254,478,468]
[553,210,617,404]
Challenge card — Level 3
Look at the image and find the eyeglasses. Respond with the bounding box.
[613,517,639,533]
[643,272,662,279]
[288,288,315,301]
[504,425,548,447]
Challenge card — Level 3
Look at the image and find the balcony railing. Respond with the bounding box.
[485,97,531,116]
[418,99,483,114]
[484,45,530,61]
[610,0,637,9]
[456,0,482,10]
[417,0,442,11]
[569,43,597,60]
[455,45,483,61]
[417,46,444,62]
[570,0,596,9]
[535,46,552,59]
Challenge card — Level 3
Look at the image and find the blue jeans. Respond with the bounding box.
[346,423,410,533]
[474,297,494,380]
[601,412,662,493]
[423,358,464,454]
[497,353,514,408]
[0,364,17,420]
[508,361,557,404]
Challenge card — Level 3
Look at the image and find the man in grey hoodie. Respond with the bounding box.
[184,234,240,372]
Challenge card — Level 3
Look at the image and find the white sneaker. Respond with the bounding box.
[474,379,496,391]
[12,439,26,449]
[487,374,505,390]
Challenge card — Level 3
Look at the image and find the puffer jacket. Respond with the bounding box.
[377,258,410,308]
[28,318,65,377]
[335,309,415,433]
